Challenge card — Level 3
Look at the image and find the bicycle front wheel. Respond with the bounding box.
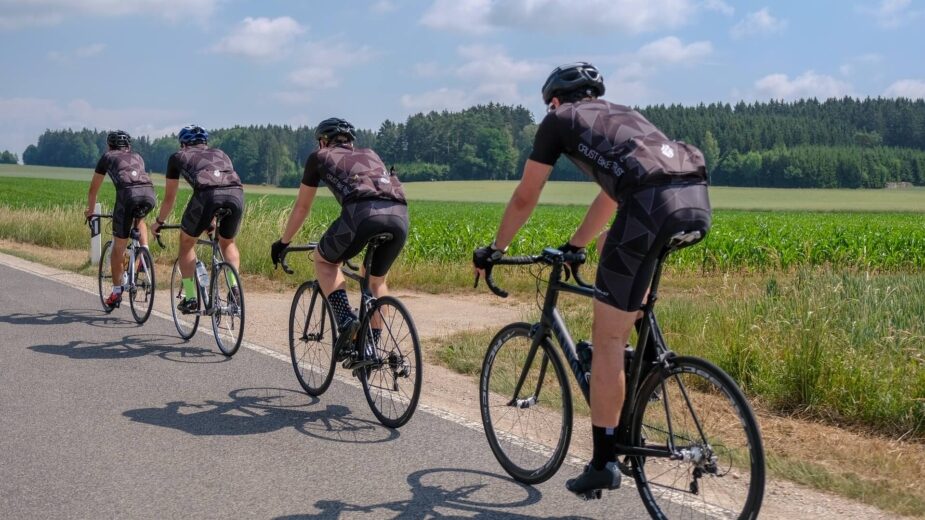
[630,356,765,520]
[211,262,244,356]
[289,281,336,396]
[97,240,114,313]
[129,246,155,324]
[169,259,199,339]
[360,296,422,428]
[480,323,572,485]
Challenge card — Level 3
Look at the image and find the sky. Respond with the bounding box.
[0,0,923,156]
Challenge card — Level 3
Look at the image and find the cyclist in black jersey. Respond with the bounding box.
[85,130,157,308]
[151,125,245,313]
[271,117,408,359]
[473,62,711,498]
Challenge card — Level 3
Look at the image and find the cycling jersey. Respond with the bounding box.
[94,149,152,189]
[302,145,406,205]
[166,144,243,192]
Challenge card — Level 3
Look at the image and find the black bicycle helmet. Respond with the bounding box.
[541,62,605,105]
[315,117,357,142]
[107,130,132,149]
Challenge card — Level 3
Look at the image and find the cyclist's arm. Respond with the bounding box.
[568,190,617,247]
[493,159,553,250]
[85,173,105,217]
[281,184,317,243]
[155,178,180,223]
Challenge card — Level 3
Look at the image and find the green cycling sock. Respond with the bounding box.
[182,277,196,300]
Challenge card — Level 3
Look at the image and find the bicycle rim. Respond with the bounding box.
[129,247,155,324]
[97,241,114,313]
[631,356,765,520]
[360,296,422,428]
[211,262,244,356]
[479,323,572,485]
[289,281,336,396]
[169,259,199,339]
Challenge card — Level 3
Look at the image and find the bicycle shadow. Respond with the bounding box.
[276,467,594,520]
[123,387,399,444]
[0,308,136,329]
[28,333,223,364]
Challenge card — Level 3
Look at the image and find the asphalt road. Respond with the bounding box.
[0,261,655,519]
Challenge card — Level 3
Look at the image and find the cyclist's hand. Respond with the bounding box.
[271,239,289,268]
[559,242,586,280]
[151,220,162,236]
[473,244,504,270]
[84,207,94,220]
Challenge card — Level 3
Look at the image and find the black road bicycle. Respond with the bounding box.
[279,233,422,428]
[476,231,765,520]
[89,212,155,324]
[155,208,245,356]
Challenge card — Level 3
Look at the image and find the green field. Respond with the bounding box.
[3,163,925,211]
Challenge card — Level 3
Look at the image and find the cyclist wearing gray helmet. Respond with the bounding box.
[473,62,711,498]
[271,117,408,361]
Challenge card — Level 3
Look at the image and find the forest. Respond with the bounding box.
[19,97,925,189]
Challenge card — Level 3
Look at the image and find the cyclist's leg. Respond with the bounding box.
[179,192,211,303]
[215,188,244,272]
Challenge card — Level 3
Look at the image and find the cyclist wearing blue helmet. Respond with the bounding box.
[152,125,244,313]
[85,130,157,308]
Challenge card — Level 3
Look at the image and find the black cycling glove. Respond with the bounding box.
[473,244,505,270]
[271,239,290,268]
[559,242,587,263]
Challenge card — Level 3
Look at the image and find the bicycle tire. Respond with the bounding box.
[630,356,765,520]
[289,281,337,396]
[169,259,199,339]
[211,262,244,356]
[129,246,155,324]
[480,323,573,485]
[359,296,422,428]
[97,240,114,313]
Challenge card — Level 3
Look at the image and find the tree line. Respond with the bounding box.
[20,97,925,188]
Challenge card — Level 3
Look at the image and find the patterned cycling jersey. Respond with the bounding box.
[530,99,703,200]
[94,149,152,190]
[165,144,243,192]
[301,145,406,206]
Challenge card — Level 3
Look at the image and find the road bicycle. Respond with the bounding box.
[475,231,765,519]
[155,208,245,356]
[279,233,422,428]
[89,212,155,324]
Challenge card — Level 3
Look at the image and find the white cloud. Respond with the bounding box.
[420,0,697,35]
[884,79,925,99]
[754,71,852,100]
[401,88,472,112]
[839,53,882,76]
[276,41,380,103]
[637,36,713,64]
[703,0,733,16]
[211,17,305,60]
[455,44,546,83]
[859,0,922,28]
[48,43,106,61]
[289,67,340,89]
[371,0,397,13]
[0,96,184,156]
[731,7,787,39]
[0,0,218,29]
[608,36,713,105]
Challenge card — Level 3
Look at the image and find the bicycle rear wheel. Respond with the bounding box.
[480,323,572,485]
[97,240,115,313]
[169,259,199,339]
[129,246,155,324]
[630,356,765,520]
[360,296,422,428]
[211,262,244,356]
[289,281,337,396]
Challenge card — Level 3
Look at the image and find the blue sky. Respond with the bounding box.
[1,0,923,156]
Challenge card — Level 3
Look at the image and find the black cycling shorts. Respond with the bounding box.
[595,183,711,312]
[112,186,156,239]
[318,200,409,277]
[181,187,245,239]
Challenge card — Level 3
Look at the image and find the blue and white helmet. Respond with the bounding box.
[178,125,208,145]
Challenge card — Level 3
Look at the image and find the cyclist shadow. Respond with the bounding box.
[124,387,399,444]
[28,333,223,364]
[276,467,594,520]
[0,308,137,329]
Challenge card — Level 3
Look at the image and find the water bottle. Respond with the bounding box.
[576,340,593,374]
[195,260,209,289]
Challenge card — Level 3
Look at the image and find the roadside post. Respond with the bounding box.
[90,202,101,265]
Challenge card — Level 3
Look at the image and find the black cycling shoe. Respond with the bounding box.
[566,462,621,500]
[177,298,199,314]
[334,318,359,362]
[104,291,123,309]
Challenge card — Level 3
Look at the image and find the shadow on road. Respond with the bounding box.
[28,334,224,364]
[0,308,137,329]
[124,387,399,444]
[276,467,594,519]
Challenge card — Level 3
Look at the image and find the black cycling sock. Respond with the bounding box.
[591,425,617,471]
[327,289,356,327]
[372,328,381,344]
